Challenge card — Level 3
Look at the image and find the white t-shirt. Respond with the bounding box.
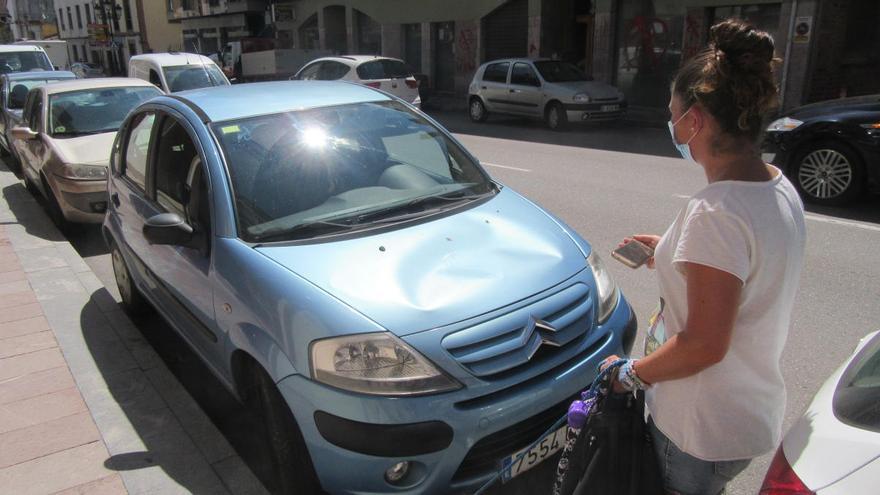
[645,167,806,461]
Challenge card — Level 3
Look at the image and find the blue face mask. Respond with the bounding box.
[667,107,698,162]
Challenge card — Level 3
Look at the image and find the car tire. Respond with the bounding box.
[23,173,39,196]
[469,97,488,123]
[109,239,150,315]
[545,102,568,131]
[791,140,865,206]
[248,366,322,495]
[40,175,78,235]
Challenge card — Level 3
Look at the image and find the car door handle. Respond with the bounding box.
[111,193,120,207]
[481,86,487,89]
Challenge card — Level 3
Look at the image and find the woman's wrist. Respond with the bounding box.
[617,359,652,391]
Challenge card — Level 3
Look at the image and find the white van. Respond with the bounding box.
[128,52,230,93]
[0,45,53,74]
[14,40,69,70]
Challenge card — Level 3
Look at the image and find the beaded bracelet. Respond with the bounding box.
[617,359,651,391]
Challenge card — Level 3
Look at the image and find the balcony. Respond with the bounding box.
[167,0,267,21]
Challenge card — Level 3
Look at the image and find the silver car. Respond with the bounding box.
[468,58,627,130]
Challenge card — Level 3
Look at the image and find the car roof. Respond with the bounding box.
[171,80,390,123]
[38,77,158,95]
[482,58,553,65]
[0,44,45,53]
[129,52,215,66]
[4,70,76,81]
[312,55,403,65]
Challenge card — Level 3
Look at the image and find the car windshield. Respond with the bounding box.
[356,59,412,80]
[49,86,161,137]
[163,64,229,92]
[212,100,496,242]
[8,79,70,109]
[533,61,592,82]
[0,51,53,73]
[834,332,880,432]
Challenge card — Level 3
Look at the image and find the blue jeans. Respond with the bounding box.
[648,419,751,495]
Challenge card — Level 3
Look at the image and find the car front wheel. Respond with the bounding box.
[792,141,864,205]
[545,102,568,131]
[469,97,488,123]
[110,240,149,315]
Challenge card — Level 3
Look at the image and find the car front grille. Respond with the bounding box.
[441,283,593,378]
[451,397,572,482]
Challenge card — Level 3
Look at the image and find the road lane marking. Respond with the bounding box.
[482,162,532,172]
[672,193,880,232]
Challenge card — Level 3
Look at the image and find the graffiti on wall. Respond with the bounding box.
[456,26,477,72]
[682,11,706,61]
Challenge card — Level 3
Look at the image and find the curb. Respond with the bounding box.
[0,161,267,495]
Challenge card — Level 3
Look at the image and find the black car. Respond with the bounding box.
[763,95,880,205]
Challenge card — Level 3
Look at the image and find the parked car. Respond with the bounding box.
[291,55,421,108]
[70,62,105,79]
[468,58,627,130]
[103,80,637,494]
[0,44,53,74]
[128,52,230,93]
[760,330,880,494]
[762,94,880,205]
[11,78,161,230]
[0,70,77,164]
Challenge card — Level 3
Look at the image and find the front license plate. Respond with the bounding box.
[501,425,567,483]
[601,104,620,112]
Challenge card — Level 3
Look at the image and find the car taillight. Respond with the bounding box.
[364,81,381,88]
[760,447,815,494]
[405,78,418,88]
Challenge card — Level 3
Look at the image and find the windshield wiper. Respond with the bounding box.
[251,218,357,243]
[355,188,492,225]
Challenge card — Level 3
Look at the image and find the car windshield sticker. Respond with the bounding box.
[220,124,240,134]
[644,297,666,356]
[54,125,65,133]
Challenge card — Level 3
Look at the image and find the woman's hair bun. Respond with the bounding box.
[709,19,774,74]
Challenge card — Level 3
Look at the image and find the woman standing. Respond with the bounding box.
[604,19,806,495]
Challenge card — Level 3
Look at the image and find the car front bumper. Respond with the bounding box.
[565,100,627,122]
[277,297,637,494]
[49,174,108,223]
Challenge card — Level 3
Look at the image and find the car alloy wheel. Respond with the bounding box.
[793,141,864,205]
[110,241,148,315]
[545,102,568,131]
[469,98,487,122]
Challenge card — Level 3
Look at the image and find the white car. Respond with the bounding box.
[761,331,880,494]
[292,55,420,108]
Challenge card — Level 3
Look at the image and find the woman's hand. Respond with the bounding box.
[618,234,661,269]
[599,355,629,394]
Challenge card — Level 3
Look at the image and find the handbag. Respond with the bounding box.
[553,375,664,495]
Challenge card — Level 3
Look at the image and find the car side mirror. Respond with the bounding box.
[11,126,38,140]
[143,212,193,246]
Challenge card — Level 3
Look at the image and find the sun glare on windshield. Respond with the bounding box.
[301,127,329,149]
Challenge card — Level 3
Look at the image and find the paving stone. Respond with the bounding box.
[0,259,22,273]
[212,455,269,495]
[0,366,75,405]
[0,290,37,309]
[51,474,127,495]
[0,387,87,434]
[0,269,26,283]
[0,346,66,381]
[25,266,87,302]
[0,315,50,339]
[0,411,101,468]
[0,278,31,295]
[0,301,43,324]
[0,330,57,359]
[0,441,115,495]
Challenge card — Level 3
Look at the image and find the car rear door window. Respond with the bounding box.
[483,62,509,83]
[123,112,155,190]
[356,59,411,80]
[510,63,540,87]
[318,61,350,80]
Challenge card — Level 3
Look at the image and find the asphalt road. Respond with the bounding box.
[61,109,880,495]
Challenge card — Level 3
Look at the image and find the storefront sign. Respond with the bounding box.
[88,23,110,45]
[793,16,812,44]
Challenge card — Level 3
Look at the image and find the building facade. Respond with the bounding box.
[278,0,879,116]
[8,0,57,40]
[54,0,183,75]
[167,0,269,56]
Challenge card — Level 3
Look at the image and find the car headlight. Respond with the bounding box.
[573,93,591,103]
[587,251,619,324]
[310,332,461,396]
[57,163,108,180]
[766,117,803,132]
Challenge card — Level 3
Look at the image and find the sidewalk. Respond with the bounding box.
[0,161,266,494]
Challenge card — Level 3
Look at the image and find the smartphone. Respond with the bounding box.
[611,239,654,269]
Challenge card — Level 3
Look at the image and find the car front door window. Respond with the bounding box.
[123,112,155,190]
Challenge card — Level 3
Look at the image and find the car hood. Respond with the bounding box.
[784,331,880,491]
[787,94,880,121]
[50,131,117,166]
[255,188,588,336]
[548,81,621,99]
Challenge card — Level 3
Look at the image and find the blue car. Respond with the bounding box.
[103,80,637,494]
